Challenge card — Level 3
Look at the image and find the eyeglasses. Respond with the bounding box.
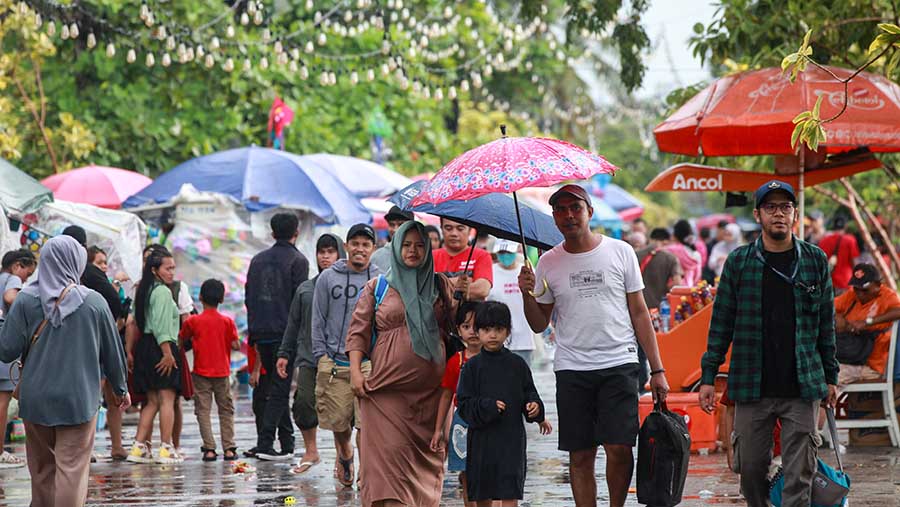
[760,202,796,215]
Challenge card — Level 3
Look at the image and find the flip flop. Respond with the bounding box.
[336,456,354,487]
[223,448,238,461]
[202,450,218,462]
[291,458,321,475]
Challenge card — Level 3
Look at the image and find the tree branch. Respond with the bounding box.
[840,178,900,281]
[11,67,60,174]
[843,191,897,290]
[811,186,851,207]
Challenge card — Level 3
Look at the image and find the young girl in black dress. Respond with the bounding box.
[456,301,552,507]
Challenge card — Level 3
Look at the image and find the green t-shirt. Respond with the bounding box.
[144,283,179,345]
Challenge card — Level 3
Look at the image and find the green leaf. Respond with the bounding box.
[868,33,894,55]
[781,53,799,71]
[790,122,804,148]
[693,22,704,34]
[812,95,824,119]
[879,23,900,35]
[792,110,812,123]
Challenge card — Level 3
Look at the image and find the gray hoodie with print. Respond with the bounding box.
[310,258,380,364]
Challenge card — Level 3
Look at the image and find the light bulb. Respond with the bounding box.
[399,77,409,90]
[47,20,56,36]
[274,41,283,54]
[448,86,457,99]
[367,68,375,81]
[34,13,41,28]
[401,8,409,20]
[226,25,235,38]
[240,12,250,25]
[186,47,195,61]
[60,24,69,39]
[444,6,453,18]
[408,16,416,27]
[317,33,326,45]
[300,65,309,80]
[407,47,416,58]
[196,45,205,59]
[350,71,359,85]
[412,80,421,92]
[289,60,298,72]
[319,72,329,85]
[157,25,166,39]
[224,58,235,72]
[483,65,492,77]
[69,23,79,39]
[259,57,269,69]
[211,37,221,50]
[329,72,337,85]
[381,40,390,54]
[277,52,288,65]
[348,27,357,37]
[434,88,443,100]
[177,43,186,58]
[166,36,176,50]
[525,61,533,71]
[464,17,472,27]
[205,54,214,68]
[420,35,428,47]
[145,53,155,67]
[344,10,353,23]
[262,29,271,43]
[305,0,314,9]
[381,63,390,76]
[305,41,314,53]
[254,10,263,25]
[243,58,252,71]
[422,87,431,99]
[247,1,257,15]
[140,4,150,20]
[87,32,96,48]
[504,39,513,52]
[314,11,322,23]
[106,43,116,57]
[160,52,170,66]
[127,48,136,63]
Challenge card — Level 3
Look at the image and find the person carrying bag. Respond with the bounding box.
[834,300,879,365]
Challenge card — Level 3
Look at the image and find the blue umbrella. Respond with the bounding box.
[390,181,563,251]
[297,154,412,198]
[122,146,370,225]
[601,183,643,212]
[588,195,623,229]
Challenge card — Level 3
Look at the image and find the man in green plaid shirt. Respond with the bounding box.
[699,180,838,507]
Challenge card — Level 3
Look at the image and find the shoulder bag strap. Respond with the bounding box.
[21,284,76,365]
[369,275,390,351]
[639,248,659,274]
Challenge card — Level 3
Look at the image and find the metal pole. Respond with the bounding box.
[799,149,806,239]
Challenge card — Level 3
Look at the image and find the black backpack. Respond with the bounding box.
[637,399,691,506]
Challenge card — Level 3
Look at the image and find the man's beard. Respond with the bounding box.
[768,228,789,241]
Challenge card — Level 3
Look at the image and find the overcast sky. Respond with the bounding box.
[635,0,719,99]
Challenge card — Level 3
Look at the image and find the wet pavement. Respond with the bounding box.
[1,362,899,506]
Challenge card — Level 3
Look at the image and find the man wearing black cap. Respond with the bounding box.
[311,223,379,486]
[700,180,838,507]
[834,263,900,385]
[518,184,669,507]
[370,205,413,273]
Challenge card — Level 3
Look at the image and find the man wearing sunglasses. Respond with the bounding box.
[834,263,900,385]
[699,180,838,507]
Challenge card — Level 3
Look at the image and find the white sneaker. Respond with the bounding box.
[155,443,184,464]
[126,441,153,464]
[0,451,25,469]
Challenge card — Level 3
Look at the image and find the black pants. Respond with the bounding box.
[253,343,295,452]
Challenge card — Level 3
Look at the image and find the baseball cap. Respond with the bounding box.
[754,180,797,208]
[384,205,414,222]
[346,223,376,242]
[549,184,591,206]
[848,263,881,289]
[492,239,520,254]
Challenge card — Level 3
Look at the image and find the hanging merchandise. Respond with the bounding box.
[366,106,394,165]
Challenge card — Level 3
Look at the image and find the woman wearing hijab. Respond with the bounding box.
[708,223,744,277]
[0,236,128,507]
[346,221,456,507]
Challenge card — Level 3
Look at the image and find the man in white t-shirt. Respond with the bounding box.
[518,184,669,507]
[488,240,535,366]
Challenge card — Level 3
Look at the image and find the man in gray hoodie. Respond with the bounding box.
[311,223,380,487]
[273,233,345,472]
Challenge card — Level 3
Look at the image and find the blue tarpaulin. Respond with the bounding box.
[122,146,370,225]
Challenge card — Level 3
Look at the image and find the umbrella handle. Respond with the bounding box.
[524,257,549,298]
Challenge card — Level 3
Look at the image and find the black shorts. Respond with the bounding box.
[556,364,640,451]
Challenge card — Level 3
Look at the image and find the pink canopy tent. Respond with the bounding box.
[42,165,152,209]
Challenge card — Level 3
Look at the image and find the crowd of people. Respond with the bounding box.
[1,178,899,507]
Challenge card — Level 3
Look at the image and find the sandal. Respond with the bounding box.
[223,448,238,461]
[291,457,320,474]
[201,448,218,462]
[336,456,354,487]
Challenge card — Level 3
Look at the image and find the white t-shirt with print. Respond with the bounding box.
[535,235,644,371]
[488,264,535,351]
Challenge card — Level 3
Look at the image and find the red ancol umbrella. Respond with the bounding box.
[412,130,617,206]
[42,165,152,209]
[654,65,900,156]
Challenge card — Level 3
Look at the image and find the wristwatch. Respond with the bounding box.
[865,317,874,326]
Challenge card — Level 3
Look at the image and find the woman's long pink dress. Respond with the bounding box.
[345,276,454,507]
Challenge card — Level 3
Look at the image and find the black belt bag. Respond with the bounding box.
[835,329,879,365]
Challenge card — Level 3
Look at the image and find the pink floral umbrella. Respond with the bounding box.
[42,165,152,209]
[414,126,618,295]
[411,129,617,206]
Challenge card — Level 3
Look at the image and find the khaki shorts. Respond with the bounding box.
[315,356,371,432]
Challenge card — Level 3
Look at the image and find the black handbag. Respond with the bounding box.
[835,300,879,365]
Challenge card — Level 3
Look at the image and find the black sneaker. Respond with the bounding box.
[256,449,293,461]
[243,447,260,458]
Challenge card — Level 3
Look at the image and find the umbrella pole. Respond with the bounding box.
[799,149,806,239]
[512,191,529,254]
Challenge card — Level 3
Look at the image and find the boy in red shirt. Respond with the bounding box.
[179,279,240,461]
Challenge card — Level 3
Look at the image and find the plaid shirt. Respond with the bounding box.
[701,237,838,402]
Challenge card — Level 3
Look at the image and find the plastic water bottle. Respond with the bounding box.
[659,299,671,333]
